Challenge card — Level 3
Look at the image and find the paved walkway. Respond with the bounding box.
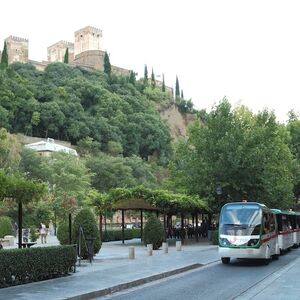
[1,237,300,299]
[0,237,218,300]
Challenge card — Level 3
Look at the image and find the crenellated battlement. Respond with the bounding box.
[48,40,74,49]
[75,26,102,36]
[6,35,29,42]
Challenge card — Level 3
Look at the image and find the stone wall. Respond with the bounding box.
[111,65,131,76]
[73,49,105,71]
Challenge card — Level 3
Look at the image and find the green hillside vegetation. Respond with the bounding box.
[0,63,172,162]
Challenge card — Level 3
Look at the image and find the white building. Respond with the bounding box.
[25,138,78,157]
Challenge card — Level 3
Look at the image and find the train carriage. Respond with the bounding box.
[219,202,279,264]
[293,212,300,247]
[271,209,296,252]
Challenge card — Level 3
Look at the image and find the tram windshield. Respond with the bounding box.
[219,204,262,236]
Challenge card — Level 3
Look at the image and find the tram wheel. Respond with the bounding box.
[262,259,270,265]
[272,254,279,260]
[221,257,230,264]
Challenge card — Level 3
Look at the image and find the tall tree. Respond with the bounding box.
[1,41,8,68]
[104,51,111,77]
[175,76,180,98]
[151,68,156,89]
[162,73,166,92]
[170,100,295,211]
[143,64,148,87]
[64,48,69,64]
[129,70,136,85]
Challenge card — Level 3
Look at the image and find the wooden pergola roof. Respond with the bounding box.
[99,186,209,214]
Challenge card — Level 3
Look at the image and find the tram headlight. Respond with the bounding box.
[247,239,259,246]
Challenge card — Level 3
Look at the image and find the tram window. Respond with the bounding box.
[262,213,270,234]
[269,214,276,232]
[282,215,289,230]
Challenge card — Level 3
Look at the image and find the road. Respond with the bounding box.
[100,247,300,300]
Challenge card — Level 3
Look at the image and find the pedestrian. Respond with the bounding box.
[39,223,47,244]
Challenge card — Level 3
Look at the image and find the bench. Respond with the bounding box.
[17,242,37,248]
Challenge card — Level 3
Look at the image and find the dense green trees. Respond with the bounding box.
[0,63,171,161]
[170,100,295,211]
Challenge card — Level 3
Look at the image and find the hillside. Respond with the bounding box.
[0,62,196,163]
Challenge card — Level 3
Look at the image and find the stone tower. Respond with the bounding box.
[74,26,103,56]
[5,36,28,64]
[47,41,74,63]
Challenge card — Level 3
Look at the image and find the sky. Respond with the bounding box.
[1,0,300,123]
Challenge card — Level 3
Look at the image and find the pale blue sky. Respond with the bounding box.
[1,0,300,123]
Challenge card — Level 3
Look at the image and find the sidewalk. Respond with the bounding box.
[0,238,219,300]
[2,238,300,300]
[237,248,300,300]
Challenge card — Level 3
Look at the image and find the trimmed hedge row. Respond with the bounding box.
[103,229,141,242]
[0,245,77,288]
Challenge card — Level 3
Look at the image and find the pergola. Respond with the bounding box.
[94,186,209,244]
[0,171,46,248]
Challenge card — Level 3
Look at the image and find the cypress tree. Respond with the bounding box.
[104,51,111,77]
[129,70,136,85]
[64,48,69,64]
[151,68,156,89]
[143,64,148,87]
[1,42,8,68]
[175,76,180,98]
[162,74,166,92]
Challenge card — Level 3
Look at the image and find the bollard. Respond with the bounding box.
[176,240,182,251]
[162,242,168,254]
[129,246,135,259]
[147,244,153,256]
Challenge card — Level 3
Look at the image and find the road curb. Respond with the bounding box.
[66,263,203,300]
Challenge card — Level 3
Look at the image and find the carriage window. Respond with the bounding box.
[262,213,270,234]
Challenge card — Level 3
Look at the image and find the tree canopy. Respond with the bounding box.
[169,99,295,211]
[0,62,171,162]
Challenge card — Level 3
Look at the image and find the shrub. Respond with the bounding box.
[0,245,76,288]
[0,216,13,238]
[29,227,39,242]
[57,222,70,245]
[143,215,165,250]
[72,208,101,259]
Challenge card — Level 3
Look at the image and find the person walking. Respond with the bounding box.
[39,223,47,244]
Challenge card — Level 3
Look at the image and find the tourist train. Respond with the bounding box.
[218,201,300,264]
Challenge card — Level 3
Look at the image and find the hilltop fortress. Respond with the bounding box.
[1,26,130,76]
[1,26,192,139]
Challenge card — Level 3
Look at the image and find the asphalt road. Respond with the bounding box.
[100,247,300,300]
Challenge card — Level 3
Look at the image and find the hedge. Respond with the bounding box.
[0,216,14,238]
[0,245,77,288]
[103,229,141,242]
